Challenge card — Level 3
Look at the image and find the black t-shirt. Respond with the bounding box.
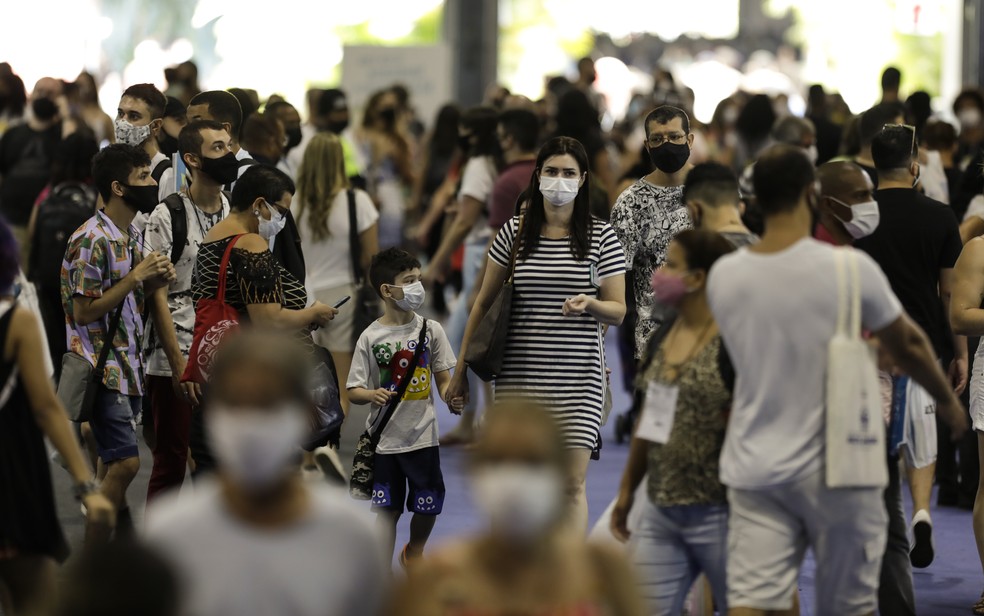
[857,162,878,189]
[855,188,962,358]
[0,123,62,226]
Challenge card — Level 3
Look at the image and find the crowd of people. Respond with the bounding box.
[2,53,984,615]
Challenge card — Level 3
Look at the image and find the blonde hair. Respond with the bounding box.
[296,132,349,241]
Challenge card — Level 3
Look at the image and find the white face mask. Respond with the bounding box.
[114,118,152,148]
[206,405,306,492]
[958,108,982,130]
[390,280,425,312]
[539,176,580,206]
[806,144,819,166]
[472,465,564,541]
[257,200,288,250]
[830,197,880,239]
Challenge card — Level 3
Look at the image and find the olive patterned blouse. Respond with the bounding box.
[643,335,731,507]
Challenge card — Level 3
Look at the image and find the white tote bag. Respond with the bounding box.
[825,249,888,488]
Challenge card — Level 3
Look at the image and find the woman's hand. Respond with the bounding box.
[562,294,593,317]
[309,301,339,327]
[610,489,634,543]
[82,491,117,528]
[445,369,470,414]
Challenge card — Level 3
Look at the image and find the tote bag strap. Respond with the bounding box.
[834,248,863,339]
[504,215,525,284]
[217,234,245,303]
[847,249,862,338]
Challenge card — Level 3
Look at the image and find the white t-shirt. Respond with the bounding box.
[145,481,386,616]
[706,239,902,489]
[347,315,456,453]
[142,193,230,376]
[150,151,177,203]
[458,155,497,243]
[292,188,378,293]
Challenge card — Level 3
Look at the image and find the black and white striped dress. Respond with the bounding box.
[488,216,627,449]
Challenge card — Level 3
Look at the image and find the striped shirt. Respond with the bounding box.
[488,217,626,449]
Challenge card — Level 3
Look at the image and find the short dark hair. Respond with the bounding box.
[954,88,984,114]
[91,144,151,203]
[209,329,312,406]
[241,113,280,154]
[121,83,167,120]
[682,162,740,207]
[498,108,539,152]
[672,229,736,274]
[369,247,421,298]
[178,119,228,158]
[189,90,244,139]
[645,105,690,138]
[872,124,917,171]
[860,102,905,146]
[752,144,816,215]
[881,66,902,91]
[317,89,348,117]
[771,116,815,145]
[229,164,295,212]
[264,100,295,118]
[923,120,958,150]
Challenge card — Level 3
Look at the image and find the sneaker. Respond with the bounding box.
[910,509,935,568]
[313,446,347,485]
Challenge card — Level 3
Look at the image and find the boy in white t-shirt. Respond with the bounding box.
[347,248,463,566]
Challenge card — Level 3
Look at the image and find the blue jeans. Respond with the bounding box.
[446,236,489,413]
[629,499,729,616]
[90,386,141,463]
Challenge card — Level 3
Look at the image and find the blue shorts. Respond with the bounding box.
[90,386,141,463]
[371,446,444,515]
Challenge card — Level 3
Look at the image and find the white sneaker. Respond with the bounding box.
[314,446,347,485]
[910,508,935,568]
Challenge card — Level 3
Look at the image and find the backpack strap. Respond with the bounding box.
[369,320,428,444]
[151,158,172,185]
[163,193,187,265]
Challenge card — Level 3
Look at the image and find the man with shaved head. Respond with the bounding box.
[815,161,879,246]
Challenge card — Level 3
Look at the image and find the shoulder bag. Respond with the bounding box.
[825,248,888,488]
[57,301,126,423]
[348,189,381,346]
[350,319,428,500]
[181,235,244,385]
[463,216,523,382]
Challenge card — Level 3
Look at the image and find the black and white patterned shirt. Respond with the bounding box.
[611,179,692,358]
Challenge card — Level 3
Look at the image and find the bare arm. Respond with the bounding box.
[426,195,484,277]
[564,274,626,326]
[950,237,984,336]
[940,267,968,394]
[148,286,183,376]
[874,314,968,436]
[960,216,984,244]
[434,369,451,402]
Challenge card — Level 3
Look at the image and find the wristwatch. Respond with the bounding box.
[73,480,99,501]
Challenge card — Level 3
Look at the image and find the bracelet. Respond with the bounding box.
[73,480,99,501]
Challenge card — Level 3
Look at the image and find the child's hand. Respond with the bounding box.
[448,396,465,415]
[371,388,395,406]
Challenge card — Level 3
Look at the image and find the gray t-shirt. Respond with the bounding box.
[347,315,456,453]
[145,482,387,616]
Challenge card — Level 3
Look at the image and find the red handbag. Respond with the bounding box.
[182,234,244,384]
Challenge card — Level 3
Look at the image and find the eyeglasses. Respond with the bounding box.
[883,123,917,158]
[647,133,688,147]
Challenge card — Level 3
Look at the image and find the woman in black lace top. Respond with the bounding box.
[188,165,337,472]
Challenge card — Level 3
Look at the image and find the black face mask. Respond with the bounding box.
[327,119,349,134]
[200,152,240,185]
[378,106,397,128]
[159,133,180,158]
[284,127,302,152]
[458,133,473,154]
[32,97,58,121]
[122,184,159,214]
[648,142,690,174]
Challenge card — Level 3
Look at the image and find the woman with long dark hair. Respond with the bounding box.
[448,136,626,532]
[411,104,462,255]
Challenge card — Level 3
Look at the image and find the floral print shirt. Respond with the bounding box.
[611,179,692,358]
[61,210,145,396]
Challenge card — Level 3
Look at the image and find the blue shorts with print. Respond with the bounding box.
[371,446,444,515]
[90,386,141,463]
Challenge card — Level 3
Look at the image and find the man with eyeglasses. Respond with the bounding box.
[611,105,694,361]
[854,123,966,572]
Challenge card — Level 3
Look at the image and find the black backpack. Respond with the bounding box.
[151,158,172,185]
[162,190,233,266]
[28,182,97,288]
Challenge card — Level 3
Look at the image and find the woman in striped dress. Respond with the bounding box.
[449,137,627,532]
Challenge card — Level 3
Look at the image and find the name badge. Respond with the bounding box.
[636,381,679,444]
[589,263,600,289]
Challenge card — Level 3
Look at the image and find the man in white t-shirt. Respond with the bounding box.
[113,83,177,204]
[706,144,967,616]
[146,331,387,616]
[142,120,233,502]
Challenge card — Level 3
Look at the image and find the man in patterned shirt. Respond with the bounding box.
[611,105,694,359]
[61,144,175,537]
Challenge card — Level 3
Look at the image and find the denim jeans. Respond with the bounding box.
[629,498,729,616]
